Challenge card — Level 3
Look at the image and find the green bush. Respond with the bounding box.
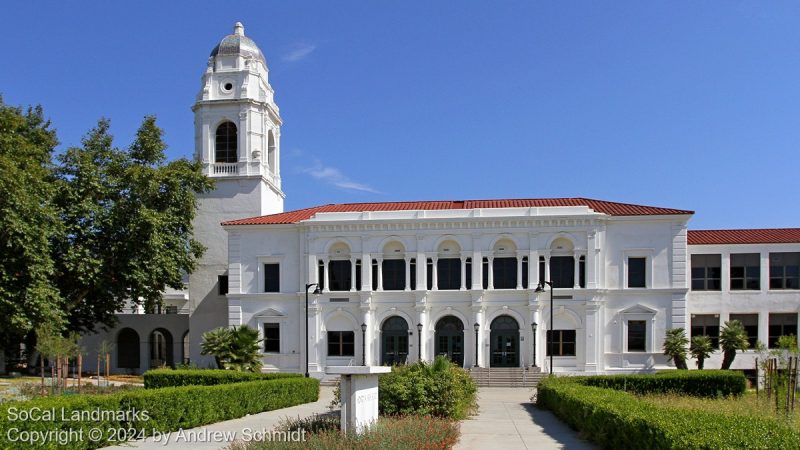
[0,377,319,449]
[377,356,477,420]
[580,370,746,397]
[143,368,301,388]
[536,375,800,449]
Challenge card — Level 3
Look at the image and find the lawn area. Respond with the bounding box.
[639,391,800,430]
[0,376,43,401]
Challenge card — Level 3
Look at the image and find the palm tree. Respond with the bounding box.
[662,328,689,370]
[227,325,263,372]
[690,335,714,369]
[200,327,233,369]
[720,320,749,370]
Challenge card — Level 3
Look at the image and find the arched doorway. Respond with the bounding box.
[381,316,409,365]
[117,328,140,369]
[435,316,464,366]
[149,328,173,368]
[490,315,520,367]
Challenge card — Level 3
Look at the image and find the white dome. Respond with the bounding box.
[209,22,266,66]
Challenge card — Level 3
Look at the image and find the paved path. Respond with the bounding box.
[455,387,596,450]
[104,386,335,449]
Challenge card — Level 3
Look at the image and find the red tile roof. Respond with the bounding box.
[688,229,800,245]
[222,198,693,226]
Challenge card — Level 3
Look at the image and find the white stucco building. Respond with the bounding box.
[81,23,799,377]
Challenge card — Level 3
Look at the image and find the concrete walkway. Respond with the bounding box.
[104,386,335,449]
[455,388,595,450]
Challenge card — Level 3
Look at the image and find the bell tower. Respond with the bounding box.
[189,22,284,366]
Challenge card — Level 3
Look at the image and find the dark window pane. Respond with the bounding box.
[328,260,351,291]
[409,259,416,290]
[372,260,378,290]
[355,260,362,291]
[318,261,325,291]
[482,258,489,289]
[438,258,461,290]
[327,331,355,357]
[427,258,433,290]
[550,256,574,288]
[264,263,280,292]
[522,257,529,289]
[579,257,586,288]
[383,259,405,291]
[465,258,472,290]
[218,275,228,296]
[731,254,761,291]
[628,257,646,288]
[628,320,646,352]
[538,257,546,286]
[215,122,238,163]
[691,254,721,291]
[264,323,279,353]
[493,257,517,289]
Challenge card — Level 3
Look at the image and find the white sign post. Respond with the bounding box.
[326,366,392,434]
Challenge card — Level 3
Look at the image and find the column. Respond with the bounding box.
[416,250,425,290]
[529,249,539,288]
[460,256,467,290]
[376,257,383,291]
[584,301,600,372]
[362,253,372,292]
[416,307,428,362]
[587,231,598,289]
[516,252,524,289]
[350,257,357,292]
[487,256,494,290]
[308,253,318,285]
[361,307,372,366]
[308,303,322,374]
[472,250,482,289]
[404,256,411,291]
[473,307,484,367]
[431,257,439,290]
[322,257,330,292]
[574,251,581,289]
[543,251,551,283]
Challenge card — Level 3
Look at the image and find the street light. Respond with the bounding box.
[531,322,538,368]
[360,323,367,366]
[535,281,553,375]
[416,323,423,361]
[473,322,480,368]
[304,283,321,378]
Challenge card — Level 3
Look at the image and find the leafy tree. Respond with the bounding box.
[662,328,689,370]
[52,117,213,332]
[719,320,749,370]
[690,335,714,369]
[200,326,263,372]
[0,98,64,357]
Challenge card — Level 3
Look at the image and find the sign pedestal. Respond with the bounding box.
[327,366,391,434]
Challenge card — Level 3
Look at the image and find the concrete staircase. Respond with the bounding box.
[469,367,545,388]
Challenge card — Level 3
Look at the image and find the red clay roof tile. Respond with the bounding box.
[688,229,800,245]
[222,197,693,226]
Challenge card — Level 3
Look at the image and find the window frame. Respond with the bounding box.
[257,256,283,293]
[730,253,761,291]
[328,259,352,292]
[768,313,798,349]
[627,320,647,352]
[691,254,722,291]
[214,121,238,163]
[623,250,653,289]
[263,323,280,353]
[769,252,800,290]
[691,314,720,348]
[218,275,228,296]
[546,329,576,357]
[729,313,759,349]
[327,331,355,357]
[437,257,461,290]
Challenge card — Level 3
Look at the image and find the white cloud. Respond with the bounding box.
[301,159,380,194]
[282,43,316,62]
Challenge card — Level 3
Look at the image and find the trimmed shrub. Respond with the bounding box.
[580,370,746,397]
[143,368,301,388]
[536,375,800,449]
[378,356,477,419]
[0,377,319,450]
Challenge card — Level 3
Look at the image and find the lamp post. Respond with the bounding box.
[416,323,423,361]
[535,281,553,375]
[305,283,321,378]
[361,323,367,366]
[531,322,538,368]
[473,322,480,368]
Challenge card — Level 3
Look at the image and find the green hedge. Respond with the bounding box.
[143,369,301,388]
[536,375,799,449]
[1,377,319,450]
[579,370,746,397]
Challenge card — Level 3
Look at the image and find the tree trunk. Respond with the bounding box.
[40,355,45,396]
[721,349,735,370]
[698,357,705,370]
[676,356,688,370]
[105,352,110,385]
[50,360,56,395]
[77,354,82,393]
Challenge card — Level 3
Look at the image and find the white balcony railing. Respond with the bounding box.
[213,163,238,175]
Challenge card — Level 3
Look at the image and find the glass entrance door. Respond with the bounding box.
[381,316,409,365]
[434,316,465,366]
[490,315,520,367]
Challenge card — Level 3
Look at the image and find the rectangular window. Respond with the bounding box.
[465,258,472,290]
[482,257,489,289]
[426,258,433,290]
[382,259,405,291]
[550,256,575,288]
[437,258,461,290]
[691,254,721,291]
[521,257,529,289]
[730,314,759,348]
[328,260,351,291]
[318,260,326,291]
[218,275,228,296]
[327,331,355,357]
[355,259,362,291]
[768,313,798,348]
[493,257,518,289]
[264,263,280,292]
[409,258,416,290]
[546,330,576,356]
[628,257,646,288]
[769,252,800,290]
[627,320,646,352]
[691,314,720,348]
[730,253,760,291]
[539,256,545,286]
[579,256,586,288]
[263,323,279,353]
[371,259,378,290]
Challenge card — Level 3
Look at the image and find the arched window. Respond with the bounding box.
[267,130,277,172]
[215,122,238,163]
[117,328,140,369]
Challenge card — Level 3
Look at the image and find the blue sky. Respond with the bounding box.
[2,1,799,229]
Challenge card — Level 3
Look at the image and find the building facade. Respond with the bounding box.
[81,23,800,376]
